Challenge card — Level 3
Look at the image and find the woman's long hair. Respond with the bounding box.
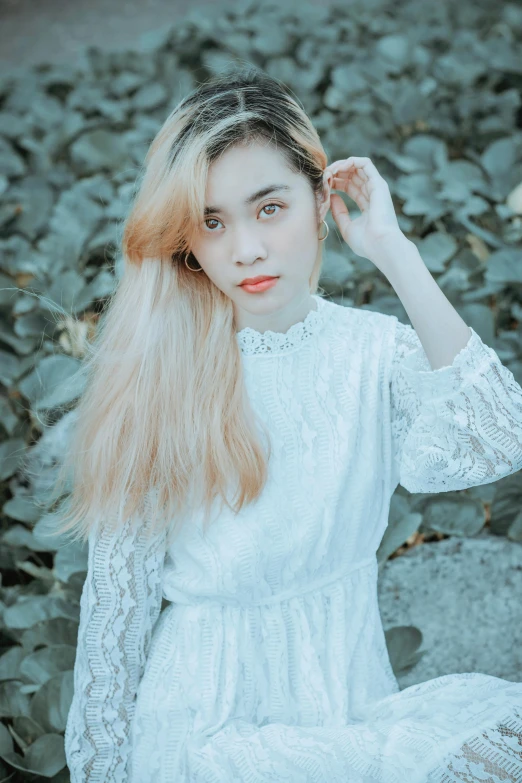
[49,65,329,549]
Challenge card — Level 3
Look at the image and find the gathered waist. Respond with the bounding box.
[162,554,377,609]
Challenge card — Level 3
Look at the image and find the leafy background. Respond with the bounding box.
[1,0,522,778]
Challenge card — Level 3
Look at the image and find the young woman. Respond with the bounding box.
[61,66,522,782]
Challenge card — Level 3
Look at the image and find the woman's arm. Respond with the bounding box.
[390,318,522,494]
[64,506,167,782]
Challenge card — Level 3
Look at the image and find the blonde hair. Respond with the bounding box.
[47,64,329,549]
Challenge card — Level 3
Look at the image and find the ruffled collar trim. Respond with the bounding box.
[235,295,330,356]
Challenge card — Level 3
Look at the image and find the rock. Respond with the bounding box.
[378,529,522,688]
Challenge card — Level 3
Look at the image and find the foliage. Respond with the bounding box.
[1,0,522,777]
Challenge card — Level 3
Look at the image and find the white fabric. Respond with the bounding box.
[64,294,522,782]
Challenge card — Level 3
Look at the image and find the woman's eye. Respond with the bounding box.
[204,218,221,230]
[261,203,281,216]
[204,203,282,231]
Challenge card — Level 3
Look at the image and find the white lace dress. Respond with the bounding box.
[64,294,522,782]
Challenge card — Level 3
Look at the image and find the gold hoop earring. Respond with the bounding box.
[184,251,203,272]
[318,219,329,242]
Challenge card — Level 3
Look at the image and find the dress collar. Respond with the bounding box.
[236,294,330,356]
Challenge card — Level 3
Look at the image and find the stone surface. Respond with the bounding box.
[0,0,191,70]
[377,529,522,689]
[0,0,334,71]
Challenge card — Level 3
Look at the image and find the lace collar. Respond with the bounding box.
[235,295,330,356]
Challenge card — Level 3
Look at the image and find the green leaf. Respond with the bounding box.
[0,437,26,480]
[422,496,485,537]
[3,595,77,631]
[30,670,74,734]
[0,681,31,719]
[377,511,422,565]
[0,733,66,777]
[54,540,88,583]
[507,509,522,542]
[385,625,425,676]
[20,618,80,652]
[0,646,26,682]
[18,354,84,410]
[20,645,77,686]
[2,494,41,524]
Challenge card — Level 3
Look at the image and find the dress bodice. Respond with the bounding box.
[235,293,331,356]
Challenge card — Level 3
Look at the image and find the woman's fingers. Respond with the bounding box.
[332,168,364,183]
[333,173,366,191]
[327,156,381,184]
[325,156,386,212]
[332,174,368,202]
[327,157,365,178]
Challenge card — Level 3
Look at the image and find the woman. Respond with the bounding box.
[61,66,522,782]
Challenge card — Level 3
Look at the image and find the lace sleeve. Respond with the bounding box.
[389,320,522,494]
[63,505,167,782]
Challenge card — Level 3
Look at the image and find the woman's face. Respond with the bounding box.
[188,140,332,332]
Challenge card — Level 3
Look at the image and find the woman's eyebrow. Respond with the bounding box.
[204,184,292,216]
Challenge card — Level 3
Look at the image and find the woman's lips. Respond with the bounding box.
[239,277,279,293]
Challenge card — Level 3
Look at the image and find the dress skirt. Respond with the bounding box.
[130,599,522,783]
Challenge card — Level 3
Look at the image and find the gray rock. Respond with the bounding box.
[377,529,522,688]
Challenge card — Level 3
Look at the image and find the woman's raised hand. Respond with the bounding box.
[326,156,403,263]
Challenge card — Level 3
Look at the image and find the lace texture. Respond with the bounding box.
[390,319,522,493]
[64,300,522,782]
[426,704,522,782]
[64,505,167,782]
[235,294,329,355]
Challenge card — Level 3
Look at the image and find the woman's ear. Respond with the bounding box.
[319,169,334,221]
